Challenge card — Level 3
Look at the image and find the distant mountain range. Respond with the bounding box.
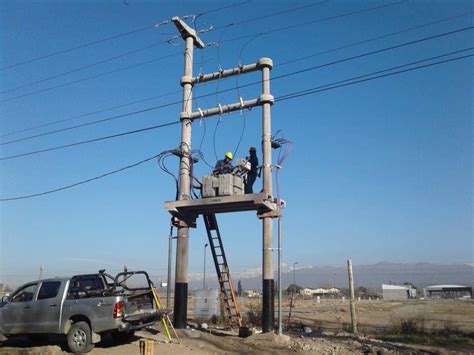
[188,262,474,290]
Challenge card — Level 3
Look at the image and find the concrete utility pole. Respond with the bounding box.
[38,265,43,280]
[347,259,358,335]
[172,16,204,328]
[260,59,275,333]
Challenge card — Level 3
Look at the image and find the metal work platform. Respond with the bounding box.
[164,192,278,223]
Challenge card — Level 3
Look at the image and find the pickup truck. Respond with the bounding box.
[0,270,166,353]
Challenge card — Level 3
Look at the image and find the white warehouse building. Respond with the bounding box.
[382,284,416,301]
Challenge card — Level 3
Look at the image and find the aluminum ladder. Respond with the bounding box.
[203,214,242,328]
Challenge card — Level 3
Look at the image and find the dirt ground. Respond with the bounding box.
[0,327,455,355]
[1,299,473,354]
[254,298,474,334]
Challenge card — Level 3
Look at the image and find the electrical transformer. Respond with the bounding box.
[201,158,250,198]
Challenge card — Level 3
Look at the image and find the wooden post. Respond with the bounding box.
[347,259,358,335]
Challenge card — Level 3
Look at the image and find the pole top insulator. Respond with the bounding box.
[257,58,273,70]
[172,16,205,49]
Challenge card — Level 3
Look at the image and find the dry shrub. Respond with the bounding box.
[244,303,262,327]
[390,312,426,335]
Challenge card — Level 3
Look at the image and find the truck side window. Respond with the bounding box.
[11,283,38,303]
[37,281,61,300]
[67,275,105,299]
[79,275,104,291]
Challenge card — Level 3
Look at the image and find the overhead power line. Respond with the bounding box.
[2,11,470,139]
[0,25,155,71]
[1,52,471,202]
[0,90,182,138]
[0,154,160,201]
[0,121,179,161]
[221,0,408,44]
[0,52,180,103]
[278,11,473,67]
[276,53,473,102]
[0,49,470,163]
[2,26,472,146]
[0,0,309,98]
[212,0,330,31]
[0,51,181,96]
[0,0,402,103]
[0,0,251,72]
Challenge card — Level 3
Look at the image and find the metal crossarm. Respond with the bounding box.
[203,214,242,328]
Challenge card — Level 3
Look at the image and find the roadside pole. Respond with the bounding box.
[347,259,358,335]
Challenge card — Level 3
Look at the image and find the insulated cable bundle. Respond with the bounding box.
[272,130,293,208]
[157,145,207,200]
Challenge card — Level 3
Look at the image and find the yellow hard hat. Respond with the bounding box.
[225,152,233,160]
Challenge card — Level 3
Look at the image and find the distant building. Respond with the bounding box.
[300,288,340,297]
[382,284,416,300]
[423,285,472,299]
[243,290,260,298]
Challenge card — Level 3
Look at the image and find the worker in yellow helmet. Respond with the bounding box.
[213,151,234,175]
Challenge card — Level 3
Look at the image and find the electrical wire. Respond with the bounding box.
[0,89,182,139]
[0,53,180,104]
[220,0,408,44]
[0,153,161,201]
[0,0,251,72]
[213,1,330,31]
[5,53,468,202]
[278,11,473,67]
[231,34,263,159]
[272,131,293,209]
[2,10,468,141]
[0,25,157,71]
[1,93,184,145]
[0,121,179,161]
[0,49,471,163]
[2,26,472,146]
[0,4,252,96]
[276,53,473,102]
[0,0,402,104]
[196,0,251,18]
[4,22,471,108]
[0,52,181,96]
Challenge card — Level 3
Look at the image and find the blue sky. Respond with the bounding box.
[0,0,472,286]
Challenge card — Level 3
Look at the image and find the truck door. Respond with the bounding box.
[2,283,38,333]
[29,281,64,333]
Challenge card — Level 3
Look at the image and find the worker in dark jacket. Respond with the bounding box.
[213,152,234,175]
[245,147,260,193]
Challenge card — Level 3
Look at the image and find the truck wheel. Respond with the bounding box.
[111,330,135,343]
[67,321,94,353]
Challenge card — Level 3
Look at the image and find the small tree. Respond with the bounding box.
[237,280,243,297]
[285,284,303,296]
